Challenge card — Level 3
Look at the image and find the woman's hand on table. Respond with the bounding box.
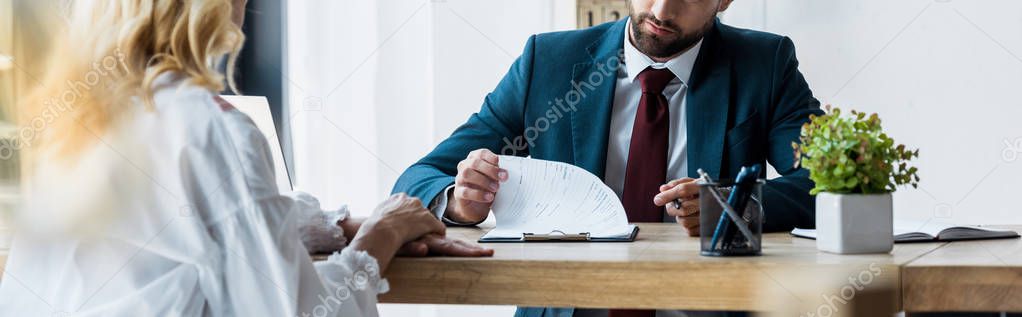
[348,194,446,272]
[398,234,494,257]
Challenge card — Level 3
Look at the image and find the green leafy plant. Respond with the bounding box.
[793,106,920,195]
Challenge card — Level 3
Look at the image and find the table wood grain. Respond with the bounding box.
[10,223,1005,313]
[903,226,1022,312]
[324,223,943,312]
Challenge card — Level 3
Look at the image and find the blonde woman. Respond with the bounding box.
[0,0,492,316]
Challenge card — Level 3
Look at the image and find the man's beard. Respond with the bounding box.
[629,13,712,59]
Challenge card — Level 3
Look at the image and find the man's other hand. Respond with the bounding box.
[655,178,701,236]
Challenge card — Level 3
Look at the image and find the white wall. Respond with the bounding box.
[724,0,1022,225]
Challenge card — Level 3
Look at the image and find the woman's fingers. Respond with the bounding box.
[420,211,447,237]
[374,193,448,244]
[374,193,423,217]
[396,240,428,257]
[399,206,447,244]
[367,193,492,260]
[420,235,494,257]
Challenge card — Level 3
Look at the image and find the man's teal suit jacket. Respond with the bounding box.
[394,17,822,229]
[392,18,822,317]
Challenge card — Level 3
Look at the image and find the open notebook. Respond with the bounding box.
[792,220,1020,243]
[479,156,638,242]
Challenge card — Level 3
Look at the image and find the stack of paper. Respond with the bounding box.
[481,156,636,240]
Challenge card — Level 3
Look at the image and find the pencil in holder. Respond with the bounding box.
[698,180,764,256]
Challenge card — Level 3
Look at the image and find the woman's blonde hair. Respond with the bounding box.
[19,0,245,161]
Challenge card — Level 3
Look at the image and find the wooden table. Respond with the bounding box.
[362,223,944,314]
[903,226,1022,313]
[2,224,1017,313]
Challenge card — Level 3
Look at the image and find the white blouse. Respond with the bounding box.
[0,74,385,317]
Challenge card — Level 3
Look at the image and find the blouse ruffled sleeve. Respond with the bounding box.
[286,191,351,254]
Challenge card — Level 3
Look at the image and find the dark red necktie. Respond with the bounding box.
[611,67,675,317]
[621,67,675,223]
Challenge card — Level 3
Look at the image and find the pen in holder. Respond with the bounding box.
[698,175,764,257]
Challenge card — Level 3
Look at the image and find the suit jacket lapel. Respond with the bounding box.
[569,20,627,180]
[686,20,731,179]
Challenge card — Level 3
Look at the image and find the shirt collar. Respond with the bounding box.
[623,17,703,85]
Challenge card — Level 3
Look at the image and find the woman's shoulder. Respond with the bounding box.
[148,74,278,191]
[148,74,260,148]
[151,74,226,123]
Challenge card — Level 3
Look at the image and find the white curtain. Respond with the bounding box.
[286,0,574,216]
[287,0,435,215]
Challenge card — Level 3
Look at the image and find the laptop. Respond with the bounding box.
[219,95,293,191]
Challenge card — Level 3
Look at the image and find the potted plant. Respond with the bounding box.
[793,106,920,254]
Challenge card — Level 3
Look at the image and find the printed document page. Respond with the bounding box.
[481,156,635,240]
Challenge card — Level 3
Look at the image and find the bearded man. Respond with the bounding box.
[394,1,823,316]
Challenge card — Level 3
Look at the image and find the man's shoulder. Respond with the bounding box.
[534,20,618,43]
[716,22,790,53]
[529,20,623,57]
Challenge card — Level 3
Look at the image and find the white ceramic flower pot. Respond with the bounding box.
[815,192,893,254]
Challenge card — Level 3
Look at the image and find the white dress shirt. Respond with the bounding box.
[0,73,387,317]
[574,20,709,317]
[434,18,702,225]
[605,19,702,222]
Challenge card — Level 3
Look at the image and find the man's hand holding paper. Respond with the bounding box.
[445,149,509,224]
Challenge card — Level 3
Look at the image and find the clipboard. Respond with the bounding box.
[477,225,640,243]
